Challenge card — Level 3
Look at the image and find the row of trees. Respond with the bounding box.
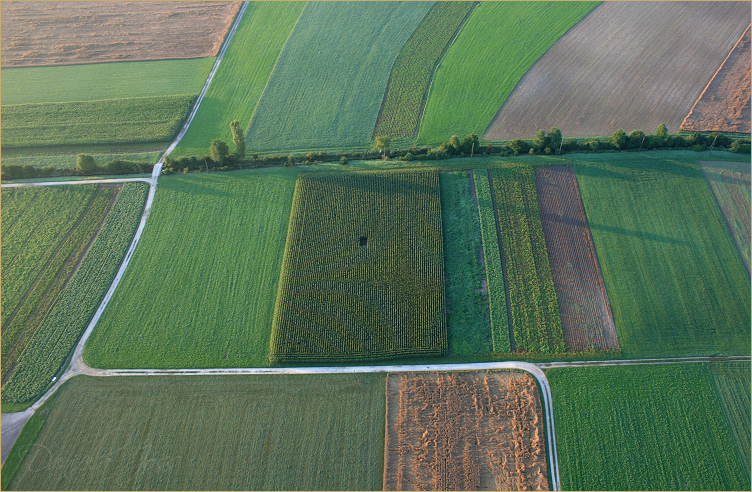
[1,155,153,180]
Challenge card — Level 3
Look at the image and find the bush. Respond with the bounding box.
[730,140,751,153]
[339,156,348,165]
[398,152,415,162]
[76,154,97,174]
[691,144,706,152]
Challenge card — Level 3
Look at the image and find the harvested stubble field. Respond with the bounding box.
[484,1,752,140]
[0,1,241,67]
[699,160,751,274]
[384,371,548,491]
[682,25,751,134]
[534,166,617,352]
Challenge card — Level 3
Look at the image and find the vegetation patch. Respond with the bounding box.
[1,182,148,405]
[84,170,297,369]
[270,171,446,363]
[549,363,751,491]
[4,374,386,491]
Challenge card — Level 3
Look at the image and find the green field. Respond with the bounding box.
[1,185,115,382]
[270,171,446,363]
[440,171,492,355]
[549,363,751,491]
[244,1,433,152]
[374,1,476,140]
[2,182,149,405]
[172,2,305,157]
[84,170,297,369]
[417,1,598,145]
[0,151,163,169]
[708,362,751,477]
[0,58,214,105]
[4,374,386,491]
[2,95,196,149]
[573,153,750,357]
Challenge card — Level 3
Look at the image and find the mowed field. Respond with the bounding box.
[0,1,240,67]
[84,170,297,369]
[549,363,751,491]
[244,1,433,152]
[484,1,751,140]
[573,153,750,357]
[4,374,387,491]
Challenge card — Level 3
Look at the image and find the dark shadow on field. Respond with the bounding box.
[302,170,439,196]
[569,153,704,182]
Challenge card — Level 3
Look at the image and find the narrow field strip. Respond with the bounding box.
[1,182,149,405]
[708,362,751,477]
[472,170,510,353]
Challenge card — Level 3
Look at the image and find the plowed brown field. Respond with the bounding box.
[483,1,751,140]
[0,1,241,67]
[682,26,751,134]
[535,166,618,352]
[384,371,548,491]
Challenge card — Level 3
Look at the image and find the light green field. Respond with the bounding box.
[417,1,598,145]
[244,1,433,152]
[4,374,386,491]
[573,153,750,357]
[172,2,305,158]
[84,169,298,369]
[0,58,214,105]
[549,363,751,491]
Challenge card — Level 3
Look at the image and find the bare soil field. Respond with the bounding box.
[384,371,549,491]
[484,2,751,140]
[535,166,618,352]
[0,1,241,67]
[682,26,751,134]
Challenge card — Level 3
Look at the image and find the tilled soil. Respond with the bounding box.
[682,25,751,133]
[384,371,549,491]
[0,1,241,67]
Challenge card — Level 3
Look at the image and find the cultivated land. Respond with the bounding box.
[535,166,617,352]
[0,1,240,67]
[700,160,751,274]
[270,171,446,363]
[172,2,305,158]
[549,363,751,491]
[384,371,549,491]
[682,25,751,134]
[573,153,751,358]
[484,1,752,140]
[417,1,597,145]
[84,170,297,369]
[709,361,752,477]
[244,1,433,152]
[4,374,387,491]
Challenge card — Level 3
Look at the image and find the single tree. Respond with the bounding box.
[533,129,547,150]
[588,138,600,153]
[372,136,391,159]
[230,120,245,160]
[210,139,229,165]
[509,139,525,155]
[628,129,646,149]
[654,123,668,139]
[610,129,627,150]
[76,154,97,174]
[548,127,563,153]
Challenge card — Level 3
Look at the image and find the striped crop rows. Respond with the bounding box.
[270,171,446,363]
[472,169,510,353]
[1,182,149,404]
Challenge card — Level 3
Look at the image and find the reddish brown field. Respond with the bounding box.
[0,1,241,67]
[483,2,751,140]
[535,166,618,352]
[384,371,549,491]
[682,26,751,134]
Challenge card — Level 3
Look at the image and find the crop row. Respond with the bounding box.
[270,171,446,363]
[1,94,196,148]
[472,169,510,353]
[708,362,751,472]
[491,166,566,354]
[374,1,477,140]
[1,182,149,404]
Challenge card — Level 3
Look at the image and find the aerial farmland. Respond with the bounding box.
[1,1,750,491]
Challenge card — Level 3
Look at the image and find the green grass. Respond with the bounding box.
[0,58,214,105]
[1,151,163,169]
[2,95,196,149]
[4,374,386,491]
[84,169,298,369]
[270,171,446,363]
[440,171,492,355]
[573,153,750,357]
[472,169,510,353]
[374,2,477,140]
[708,361,751,478]
[1,183,149,405]
[244,1,433,152]
[1,409,50,490]
[549,363,751,491]
[171,2,305,158]
[1,185,115,382]
[417,1,598,145]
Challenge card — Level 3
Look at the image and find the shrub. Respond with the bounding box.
[76,154,97,174]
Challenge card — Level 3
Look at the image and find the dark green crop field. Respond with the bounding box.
[270,171,446,363]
